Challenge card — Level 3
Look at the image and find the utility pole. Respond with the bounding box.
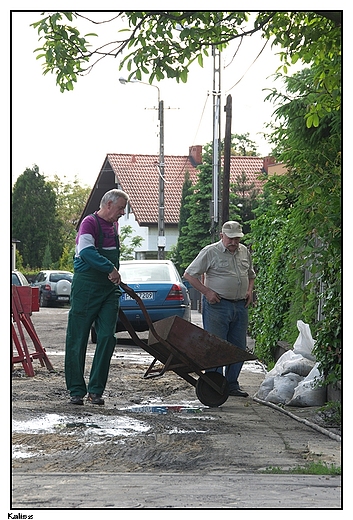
[222,94,232,224]
[211,46,221,242]
[119,77,165,259]
[157,99,165,259]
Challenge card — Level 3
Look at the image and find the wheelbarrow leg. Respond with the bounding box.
[144,354,174,378]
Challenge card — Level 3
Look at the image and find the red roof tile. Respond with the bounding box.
[227,156,265,192]
[105,153,267,225]
[107,153,199,225]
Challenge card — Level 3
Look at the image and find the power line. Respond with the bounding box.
[163,91,211,185]
[225,40,269,93]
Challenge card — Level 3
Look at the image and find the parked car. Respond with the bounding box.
[91,260,191,342]
[12,270,30,286]
[32,270,73,307]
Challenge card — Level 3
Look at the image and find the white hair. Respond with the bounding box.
[100,189,129,208]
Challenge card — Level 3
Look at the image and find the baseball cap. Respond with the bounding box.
[221,221,244,238]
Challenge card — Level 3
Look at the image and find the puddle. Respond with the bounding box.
[12,413,150,437]
[13,414,64,434]
[168,427,208,434]
[12,447,37,459]
[12,404,217,460]
[242,360,267,373]
[12,413,151,459]
[122,404,209,415]
[114,352,153,364]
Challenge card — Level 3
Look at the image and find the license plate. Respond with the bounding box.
[57,296,69,301]
[123,291,154,301]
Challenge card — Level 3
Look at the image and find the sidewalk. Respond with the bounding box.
[13,472,341,509]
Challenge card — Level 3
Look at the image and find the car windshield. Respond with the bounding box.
[120,264,172,283]
[49,273,73,283]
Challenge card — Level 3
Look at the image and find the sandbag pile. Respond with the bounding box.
[256,321,327,407]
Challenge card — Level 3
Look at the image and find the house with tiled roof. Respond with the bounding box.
[80,146,274,258]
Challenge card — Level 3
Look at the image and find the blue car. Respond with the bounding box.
[91,260,191,342]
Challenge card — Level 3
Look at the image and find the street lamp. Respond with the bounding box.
[119,77,165,259]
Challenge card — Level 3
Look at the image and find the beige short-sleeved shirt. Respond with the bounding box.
[185,240,256,300]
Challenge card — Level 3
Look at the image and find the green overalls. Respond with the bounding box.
[65,216,122,397]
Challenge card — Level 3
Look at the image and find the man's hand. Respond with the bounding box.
[205,288,221,304]
[245,290,253,308]
[108,267,121,285]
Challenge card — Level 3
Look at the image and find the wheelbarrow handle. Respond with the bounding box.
[119,281,209,378]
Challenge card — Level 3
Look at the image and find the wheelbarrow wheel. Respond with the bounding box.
[196,372,229,407]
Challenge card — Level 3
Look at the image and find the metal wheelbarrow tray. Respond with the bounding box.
[119,282,257,407]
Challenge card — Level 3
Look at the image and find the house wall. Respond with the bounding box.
[119,212,149,253]
[267,163,287,176]
[119,211,178,258]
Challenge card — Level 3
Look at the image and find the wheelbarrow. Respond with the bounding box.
[119,282,257,407]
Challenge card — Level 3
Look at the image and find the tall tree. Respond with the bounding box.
[177,144,214,268]
[172,171,193,274]
[12,166,63,268]
[42,243,53,269]
[48,175,91,245]
[230,171,259,234]
[225,133,260,157]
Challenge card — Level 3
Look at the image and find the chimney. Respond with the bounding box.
[189,145,202,166]
[262,156,276,174]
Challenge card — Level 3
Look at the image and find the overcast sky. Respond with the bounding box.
[11,10,294,188]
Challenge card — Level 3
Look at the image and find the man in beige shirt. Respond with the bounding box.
[184,221,256,397]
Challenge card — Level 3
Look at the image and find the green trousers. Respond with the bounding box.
[65,272,121,396]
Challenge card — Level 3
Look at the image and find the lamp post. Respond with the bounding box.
[119,77,165,259]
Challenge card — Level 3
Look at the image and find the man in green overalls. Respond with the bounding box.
[65,189,129,405]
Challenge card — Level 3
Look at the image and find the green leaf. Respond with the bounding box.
[197,53,204,67]
[312,113,320,127]
[179,68,188,83]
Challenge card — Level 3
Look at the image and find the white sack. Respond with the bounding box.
[287,363,326,407]
[293,320,316,361]
[265,373,303,405]
[256,376,275,400]
[267,350,303,377]
[281,356,316,377]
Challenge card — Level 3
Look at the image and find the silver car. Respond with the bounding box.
[32,270,73,307]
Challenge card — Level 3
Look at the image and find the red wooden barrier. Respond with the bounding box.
[12,286,54,376]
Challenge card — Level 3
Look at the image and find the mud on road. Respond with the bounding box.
[12,308,341,475]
